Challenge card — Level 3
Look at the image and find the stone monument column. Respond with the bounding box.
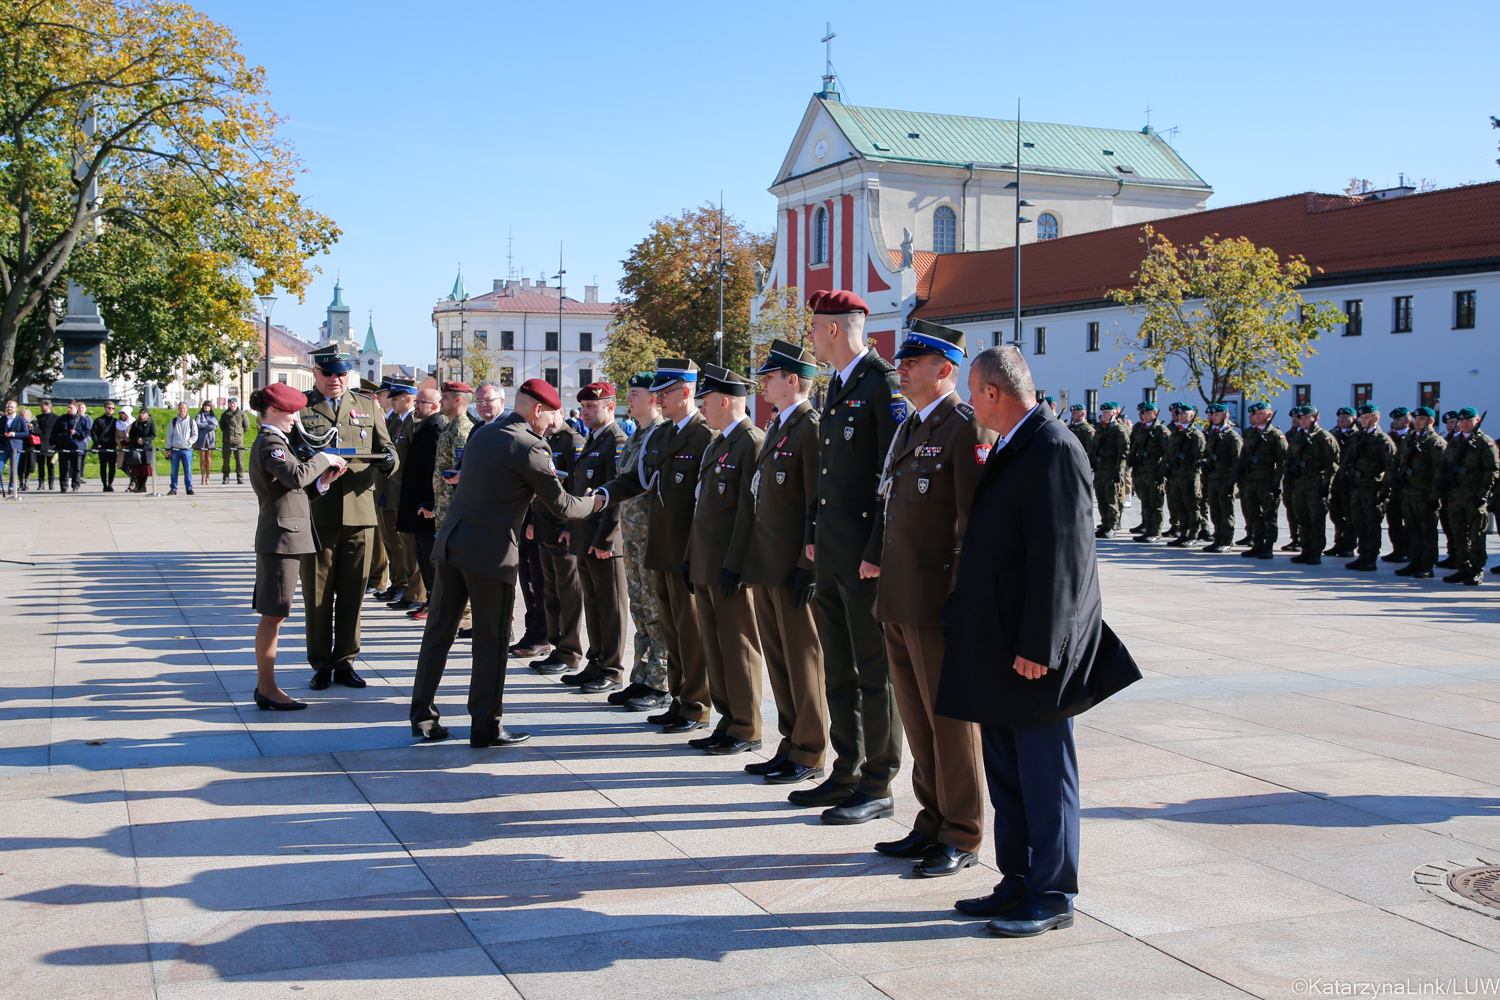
[51,281,115,403]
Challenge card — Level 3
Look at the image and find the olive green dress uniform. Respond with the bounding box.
[688,408,765,743]
[874,390,994,855]
[1128,412,1170,538]
[1091,414,1130,534]
[249,426,334,618]
[813,349,906,799]
[1397,422,1445,574]
[618,410,669,692]
[1328,419,1357,555]
[298,386,396,680]
[598,366,715,725]
[1440,424,1499,583]
[379,407,423,602]
[1163,418,1205,543]
[534,423,587,668]
[1238,414,1287,554]
[735,396,827,768]
[1288,419,1340,562]
[567,419,629,684]
[1343,419,1397,565]
[1203,418,1243,547]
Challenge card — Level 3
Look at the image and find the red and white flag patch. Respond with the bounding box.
[975,444,993,464]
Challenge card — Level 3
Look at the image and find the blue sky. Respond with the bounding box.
[197,0,1500,368]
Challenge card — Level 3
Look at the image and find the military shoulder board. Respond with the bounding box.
[955,401,975,418]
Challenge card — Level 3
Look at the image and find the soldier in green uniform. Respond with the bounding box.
[608,374,670,713]
[1383,407,1412,563]
[1281,408,1306,551]
[1438,410,1461,567]
[432,382,477,527]
[1237,402,1286,559]
[1201,402,1242,552]
[1287,407,1340,565]
[1066,404,1095,452]
[1343,403,1397,571]
[1394,406,1446,579]
[1091,402,1130,538]
[530,407,587,676]
[1129,401,1169,541]
[1326,406,1357,557]
[297,347,397,690]
[1164,403,1205,548]
[1439,407,1498,585]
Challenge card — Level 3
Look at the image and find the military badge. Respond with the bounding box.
[674,471,684,483]
[844,426,854,441]
[270,448,285,461]
[776,471,786,485]
[586,468,594,480]
[717,481,725,495]
[976,444,993,464]
[360,430,367,439]
[917,477,930,494]
[891,393,909,422]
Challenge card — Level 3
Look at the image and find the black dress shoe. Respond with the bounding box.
[623,690,670,712]
[987,905,1074,938]
[764,762,823,785]
[456,627,473,639]
[954,890,1026,918]
[579,678,621,694]
[373,587,400,602]
[914,845,978,878]
[821,791,896,825]
[559,669,597,685]
[253,689,308,711]
[662,717,706,734]
[1381,552,1409,563]
[1409,567,1434,579]
[788,776,859,808]
[386,598,416,610]
[412,725,451,741]
[1280,542,1301,551]
[308,670,332,691]
[532,659,571,676]
[1235,535,1251,545]
[646,709,678,725]
[744,755,789,776]
[874,830,939,858]
[471,727,531,747]
[704,737,761,756]
[1202,543,1228,553]
[334,669,366,688]
[1166,538,1190,547]
[609,683,650,705]
[688,730,725,748]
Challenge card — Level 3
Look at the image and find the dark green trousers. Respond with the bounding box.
[1291,484,1330,558]
[1350,487,1387,561]
[1205,479,1236,545]
[817,572,902,798]
[1240,481,1281,550]
[300,524,374,674]
[1137,478,1166,536]
[1401,494,1439,570]
[1167,477,1202,539]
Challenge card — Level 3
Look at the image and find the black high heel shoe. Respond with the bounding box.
[254,689,307,711]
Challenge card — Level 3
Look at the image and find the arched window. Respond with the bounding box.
[812,207,829,264]
[933,205,957,254]
[1036,213,1059,241]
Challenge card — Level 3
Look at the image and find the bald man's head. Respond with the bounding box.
[415,387,440,417]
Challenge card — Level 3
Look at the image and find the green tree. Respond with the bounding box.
[615,204,773,375]
[748,285,828,396]
[463,337,499,384]
[599,311,669,389]
[1105,225,1345,407]
[0,0,338,400]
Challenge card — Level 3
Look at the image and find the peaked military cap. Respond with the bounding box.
[309,347,353,375]
[385,382,415,397]
[755,338,819,378]
[895,319,966,364]
[1389,406,1409,418]
[1413,406,1436,418]
[1205,402,1227,413]
[650,358,699,393]
[1356,403,1378,415]
[1457,406,1479,420]
[627,372,655,390]
[698,363,752,397]
[1336,406,1355,416]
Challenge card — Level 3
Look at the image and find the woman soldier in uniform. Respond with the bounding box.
[248,382,349,710]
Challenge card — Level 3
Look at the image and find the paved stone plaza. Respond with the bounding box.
[2,486,1499,999]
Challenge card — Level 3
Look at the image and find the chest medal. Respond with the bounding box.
[918,477,930,494]
[844,426,854,441]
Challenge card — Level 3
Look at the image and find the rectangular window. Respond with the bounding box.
[579,367,593,386]
[499,330,515,351]
[1034,327,1046,355]
[1455,291,1476,329]
[1420,382,1440,412]
[1085,389,1098,415]
[1294,384,1311,407]
[277,373,288,384]
[1086,322,1100,352]
[1393,296,1412,333]
[252,371,261,389]
[545,331,559,352]
[1344,299,1362,336]
[1353,383,1372,408]
[579,331,593,352]
[473,330,487,347]
[992,331,1003,348]
[544,367,559,387]
[499,367,514,387]
[1143,387,1157,405]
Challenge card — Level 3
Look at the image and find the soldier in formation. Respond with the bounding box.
[1128,401,1169,542]
[1437,407,1498,585]
[1236,402,1286,559]
[1394,406,1446,579]
[1340,403,1396,572]
[1066,404,1095,452]
[1285,406,1340,566]
[1090,402,1130,539]
[1200,403,1242,553]
[1326,406,1357,558]
[1383,407,1412,563]
[1163,403,1204,548]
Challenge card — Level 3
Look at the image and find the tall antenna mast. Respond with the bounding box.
[507,226,515,280]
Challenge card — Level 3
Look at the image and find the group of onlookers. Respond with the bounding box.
[0,397,253,496]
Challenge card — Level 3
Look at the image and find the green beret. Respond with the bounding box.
[1099,401,1120,411]
[1179,402,1197,412]
[1289,405,1308,416]
[1414,406,1436,418]
[627,372,655,390]
[1443,410,1459,421]
[1137,401,1157,412]
[1206,403,1227,414]
[1356,403,1378,415]
[1069,403,1085,411]
[1336,406,1355,416]
[1457,407,1479,420]
[1389,406,1409,418]
[1247,401,1269,413]
[1044,396,1056,404]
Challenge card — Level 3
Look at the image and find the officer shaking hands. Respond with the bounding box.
[298,347,397,690]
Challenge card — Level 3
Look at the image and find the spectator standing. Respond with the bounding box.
[17,406,38,490]
[219,399,251,484]
[52,402,88,492]
[195,401,217,487]
[2,400,27,496]
[396,387,445,617]
[33,398,60,490]
[166,402,196,495]
[126,407,156,492]
[91,401,119,491]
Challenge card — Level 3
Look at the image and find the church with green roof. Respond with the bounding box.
[316,278,384,386]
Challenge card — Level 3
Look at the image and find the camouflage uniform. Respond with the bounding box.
[1091,413,1130,534]
[432,411,477,628]
[619,415,668,690]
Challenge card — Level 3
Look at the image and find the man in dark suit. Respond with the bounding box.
[407,379,597,747]
[936,346,1141,939]
[795,289,908,825]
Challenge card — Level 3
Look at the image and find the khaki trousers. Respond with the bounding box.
[538,542,584,668]
[753,584,828,767]
[579,551,629,684]
[653,570,707,722]
[379,508,423,601]
[695,584,763,742]
[299,524,373,674]
[885,622,984,853]
[367,511,390,589]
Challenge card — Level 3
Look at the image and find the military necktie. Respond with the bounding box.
[905,413,922,448]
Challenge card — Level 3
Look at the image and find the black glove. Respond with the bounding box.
[377,444,397,474]
[682,560,694,595]
[791,568,816,609]
[719,569,742,598]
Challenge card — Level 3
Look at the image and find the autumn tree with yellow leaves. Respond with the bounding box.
[1105,225,1345,408]
[0,0,338,398]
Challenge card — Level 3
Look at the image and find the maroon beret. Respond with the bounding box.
[809,289,869,315]
[440,380,473,394]
[517,378,562,411]
[577,381,616,402]
[251,382,307,413]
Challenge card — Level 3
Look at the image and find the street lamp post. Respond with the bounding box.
[258,294,277,391]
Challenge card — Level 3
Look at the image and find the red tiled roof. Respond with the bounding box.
[437,289,619,316]
[887,249,940,299]
[914,182,1500,321]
